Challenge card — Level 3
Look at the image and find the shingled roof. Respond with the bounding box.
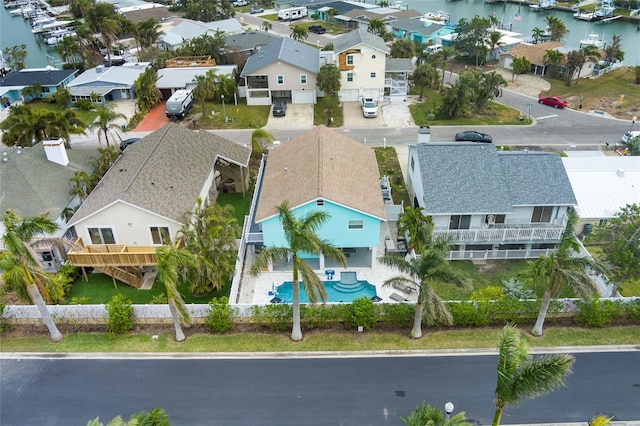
[501,41,564,66]
[414,143,576,214]
[333,27,390,55]
[255,126,386,222]
[68,124,251,226]
[0,68,77,87]
[240,37,319,76]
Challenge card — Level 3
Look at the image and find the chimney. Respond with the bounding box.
[43,138,69,166]
[418,126,431,143]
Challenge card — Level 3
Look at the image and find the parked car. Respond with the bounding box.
[273,100,287,117]
[538,96,567,108]
[308,24,326,34]
[232,0,248,6]
[621,130,640,144]
[249,6,264,13]
[119,137,140,151]
[361,97,378,118]
[454,131,493,143]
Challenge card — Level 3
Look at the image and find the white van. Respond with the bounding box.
[423,44,443,54]
[621,130,640,144]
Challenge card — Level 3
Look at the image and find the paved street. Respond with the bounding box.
[1,350,638,425]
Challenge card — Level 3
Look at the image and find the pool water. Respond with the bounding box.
[275,280,377,303]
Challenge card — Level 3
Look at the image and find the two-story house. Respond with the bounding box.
[332,27,389,102]
[240,37,319,105]
[247,126,387,271]
[66,124,251,287]
[406,128,577,260]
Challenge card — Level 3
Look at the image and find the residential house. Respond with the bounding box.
[66,124,251,287]
[332,27,389,102]
[240,37,319,105]
[66,63,149,104]
[390,18,448,45]
[0,140,97,270]
[223,31,280,57]
[248,126,387,270]
[406,128,577,260]
[0,67,77,107]
[499,41,567,76]
[156,64,238,99]
[343,7,421,31]
[562,154,640,236]
[159,18,244,51]
[310,1,378,28]
[385,58,412,100]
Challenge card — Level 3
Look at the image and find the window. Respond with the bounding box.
[370,72,376,78]
[346,54,354,65]
[316,199,324,206]
[485,214,505,225]
[150,226,171,245]
[277,75,284,85]
[347,72,353,82]
[531,206,553,223]
[88,227,115,244]
[300,74,307,84]
[449,215,471,230]
[348,220,364,229]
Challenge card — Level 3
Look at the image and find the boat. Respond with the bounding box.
[593,0,615,18]
[422,10,451,23]
[31,19,72,33]
[579,32,606,48]
[529,0,556,12]
[46,29,76,45]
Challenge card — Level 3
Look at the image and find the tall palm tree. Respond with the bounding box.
[250,201,346,341]
[0,104,50,147]
[492,324,575,426]
[192,73,216,117]
[379,240,464,339]
[0,210,63,342]
[290,25,309,42]
[518,209,608,336]
[543,48,564,78]
[545,16,568,41]
[367,18,385,36]
[411,64,438,100]
[397,206,433,254]
[531,27,545,44]
[603,34,624,65]
[88,104,126,147]
[488,30,504,64]
[155,240,196,342]
[47,109,88,149]
[435,46,456,88]
[261,21,272,32]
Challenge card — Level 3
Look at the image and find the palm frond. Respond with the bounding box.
[250,246,289,276]
[422,286,452,326]
[297,259,327,304]
[510,353,575,404]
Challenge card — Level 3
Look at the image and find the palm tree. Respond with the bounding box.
[316,64,341,96]
[401,402,472,426]
[379,240,464,339]
[573,45,600,84]
[88,104,126,147]
[47,109,87,149]
[56,35,82,64]
[0,210,63,342]
[397,206,433,254]
[545,16,568,41]
[0,104,50,147]
[215,72,237,102]
[250,201,346,341]
[367,18,385,36]
[531,27,545,44]
[543,48,564,78]
[492,324,575,426]
[603,34,624,66]
[86,2,122,66]
[511,56,531,82]
[488,30,504,64]
[290,25,308,42]
[69,171,93,201]
[155,240,196,342]
[411,64,438,100]
[192,73,216,117]
[518,209,608,336]
[261,21,272,32]
[434,46,456,89]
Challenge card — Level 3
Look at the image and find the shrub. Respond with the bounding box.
[59,264,81,280]
[575,299,620,327]
[0,292,9,334]
[251,304,292,332]
[70,296,90,305]
[470,286,506,301]
[73,99,93,110]
[622,299,640,323]
[301,304,339,329]
[106,294,133,334]
[448,301,490,326]
[344,297,376,330]
[502,278,535,300]
[379,303,414,328]
[150,294,168,304]
[400,402,445,426]
[48,272,75,304]
[206,297,236,333]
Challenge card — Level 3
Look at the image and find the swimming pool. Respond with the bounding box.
[275,280,377,303]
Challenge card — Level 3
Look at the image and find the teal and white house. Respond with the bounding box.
[248,126,387,270]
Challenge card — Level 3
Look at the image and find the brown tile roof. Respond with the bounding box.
[68,124,251,226]
[255,126,387,222]
[502,41,564,65]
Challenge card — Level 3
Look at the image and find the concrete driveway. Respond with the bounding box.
[342,101,383,127]
[342,100,415,128]
[264,103,314,130]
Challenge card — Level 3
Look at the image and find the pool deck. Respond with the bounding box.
[237,222,418,305]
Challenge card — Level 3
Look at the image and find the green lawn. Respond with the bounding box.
[28,102,98,127]
[314,96,343,127]
[373,147,411,206]
[188,98,270,130]
[2,326,638,353]
[216,190,254,230]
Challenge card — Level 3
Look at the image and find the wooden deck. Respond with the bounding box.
[67,243,157,267]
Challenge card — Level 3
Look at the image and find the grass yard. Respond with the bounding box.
[314,96,344,127]
[373,147,410,206]
[188,98,270,130]
[67,273,230,305]
[216,190,254,232]
[28,102,98,127]
[2,326,638,353]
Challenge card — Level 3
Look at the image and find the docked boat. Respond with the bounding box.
[594,0,615,18]
[579,32,606,48]
[422,10,451,22]
[46,29,76,45]
[529,0,556,12]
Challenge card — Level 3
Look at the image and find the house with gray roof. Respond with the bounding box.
[406,130,577,260]
[385,58,412,99]
[66,63,149,104]
[156,65,237,99]
[66,124,251,286]
[240,37,319,105]
[159,18,244,51]
[248,126,387,270]
[0,140,97,270]
[332,27,389,102]
[223,31,280,56]
[0,67,77,108]
[342,7,421,30]
[390,18,452,45]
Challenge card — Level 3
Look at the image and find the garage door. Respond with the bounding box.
[292,90,315,104]
[340,89,360,102]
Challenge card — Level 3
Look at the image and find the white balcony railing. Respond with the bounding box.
[433,225,564,244]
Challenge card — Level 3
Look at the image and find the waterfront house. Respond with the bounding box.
[406,129,577,260]
[248,126,387,270]
[159,18,244,51]
[66,124,251,287]
[390,18,449,45]
[0,67,77,107]
[66,63,149,104]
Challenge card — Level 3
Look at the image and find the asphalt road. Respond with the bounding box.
[1,351,638,425]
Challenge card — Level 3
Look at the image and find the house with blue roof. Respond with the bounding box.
[66,63,149,104]
[406,129,577,260]
[248,126,387,270]
[390,18,454,45]
[240,37,319,105]
[0,67,77,108]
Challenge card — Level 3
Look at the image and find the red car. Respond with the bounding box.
[539,96,567,108]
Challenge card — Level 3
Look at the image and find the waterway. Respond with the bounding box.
[1,0,639,68]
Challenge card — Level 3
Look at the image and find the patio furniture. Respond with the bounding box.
[389,292,407,302]
[392,281,416,295]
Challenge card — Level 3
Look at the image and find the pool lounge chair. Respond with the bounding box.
[389,292,407,302]
[392,282,416,295]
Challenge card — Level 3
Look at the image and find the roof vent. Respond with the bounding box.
[616,168,625,176]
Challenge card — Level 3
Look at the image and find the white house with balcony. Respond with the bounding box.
[406,129,577,260]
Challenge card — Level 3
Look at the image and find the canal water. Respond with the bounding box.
[1,0,639,67]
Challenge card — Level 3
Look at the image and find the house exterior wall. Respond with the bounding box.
[74,202,182,247]
[244,62,317,105]
[337,44,386,102]
[260,200,381,249]
[406,146,424,207]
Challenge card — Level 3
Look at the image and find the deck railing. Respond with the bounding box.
[433,224,564,244]
[67,240,157,266]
